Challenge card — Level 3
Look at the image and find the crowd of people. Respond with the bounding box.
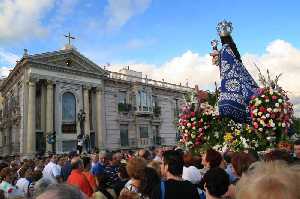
[0,139,300,199]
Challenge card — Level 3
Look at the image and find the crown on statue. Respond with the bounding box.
[216,20,233,37]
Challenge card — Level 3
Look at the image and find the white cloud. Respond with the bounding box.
[110,39,300,116]
[0,48,20,66]
[0,66,12,78]
[104,0,151,31]
[0,0,54,42]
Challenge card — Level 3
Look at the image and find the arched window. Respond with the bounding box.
[62,92,76,123]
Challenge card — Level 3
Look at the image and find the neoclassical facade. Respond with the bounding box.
[0,45,190,155]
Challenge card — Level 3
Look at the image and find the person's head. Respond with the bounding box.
[162,150,184,178]
[220,35,241,63]
[223,151,234,164]
[32,170,43,182]
[155,147,163,158]
[57,156,65,167]
[147,161,162,177]
[140,167,160,197]
[36,183,86,199]
[91,153,99,164]
[71,158,84,171]
[112,152,122,166]
[236,161,300,199]
[203,168,230,198]
[294,139,300,158]
[126,157,147,181]
[231,152,256,177]
[98,151,107,164]
[82,156,91,171]
[68,151,78,160]
[183,151,194,167]
[118,164,129,180]
[264,149,293,164]
[119,190,141,199]
[0,167,15,183]
[202,148,222,169]
[50,154,58,163]
[138,149,151,161]
[18,164,29,178]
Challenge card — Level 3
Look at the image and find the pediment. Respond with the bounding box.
[28,49,106,76]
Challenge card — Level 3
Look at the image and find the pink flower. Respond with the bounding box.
[272,96,278,100]
[253,122,258,129]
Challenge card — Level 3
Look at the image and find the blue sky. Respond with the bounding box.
[1,0,300,66]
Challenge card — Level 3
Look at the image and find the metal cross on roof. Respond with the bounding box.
[64,32,75,45]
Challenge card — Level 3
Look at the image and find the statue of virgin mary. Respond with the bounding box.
[211,20,258,123]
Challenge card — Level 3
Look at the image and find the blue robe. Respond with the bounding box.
[218,44,258,123]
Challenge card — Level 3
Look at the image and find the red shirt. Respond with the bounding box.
[67,169,93,197]
[83,171,97,191]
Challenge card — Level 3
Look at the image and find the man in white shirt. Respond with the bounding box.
[42,155,62,184]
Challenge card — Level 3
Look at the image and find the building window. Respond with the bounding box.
[140,126,148,138]
[120,124,129,147]
[136,90,152,111]
[62,92,76,133]
[118,91,127,104]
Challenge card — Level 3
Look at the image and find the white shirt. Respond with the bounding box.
[16,178,30,195]
[42,161,61,183]
[153,156,162,162]
[182,166,202,184]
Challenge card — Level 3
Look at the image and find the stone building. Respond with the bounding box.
[0,45,190,156]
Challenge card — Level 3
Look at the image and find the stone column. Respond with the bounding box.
[83,86,90,136]
[45,80,53,152]
[95,87,104,149]
[26,80,36,156]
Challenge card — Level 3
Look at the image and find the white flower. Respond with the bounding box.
[265,99,270,103]
[192,127,196,130]
[267,108,272,112]
[270,89,274,95]
[182,126,185,130]
[258,128,263,132]
[282,123,286,127]
[266,113,270,118]
[185,130,188,133]
[187,123,191,127]
[278,99,283,103]
[275,103,280,107]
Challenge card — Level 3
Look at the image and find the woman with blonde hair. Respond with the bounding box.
[236,161,300,199]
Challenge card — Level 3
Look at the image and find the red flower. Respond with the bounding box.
[272,96,278,100]
[191,112,195,117]
[253,122,258,129]
[259,107,266,113]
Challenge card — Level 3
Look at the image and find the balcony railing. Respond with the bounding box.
[106,71,192,92]
[119,138,137,147]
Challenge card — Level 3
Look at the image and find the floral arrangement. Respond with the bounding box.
[178,88,222,153]
[249,68,294,145]
[223,120,269,151]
